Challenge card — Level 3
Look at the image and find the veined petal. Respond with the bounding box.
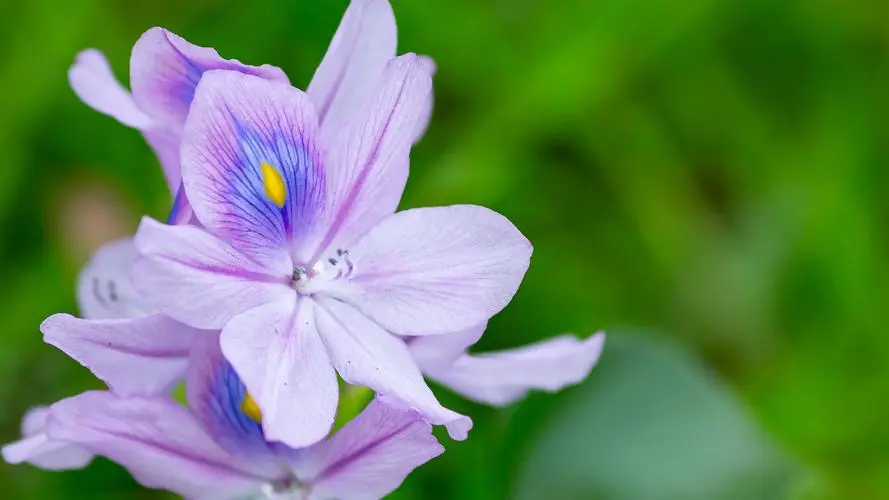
[314,298,471,440]
[68,49,154,129]
[187,333,280,464]
[342,205,532,336]
[132,217,291,330]
[427,333,606,406]
[181,70,325,267]
[308,0,397,140]
[47,392,269,499]
[42,313,196,396]
[76,237,152,320]
[303,54,433,261]
[408,323,486,370]
[2,407,92,470]
[294,398,443,500]
[130,27,289,129]
[220,298,338,449]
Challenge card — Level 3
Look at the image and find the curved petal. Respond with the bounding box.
[130,27,289,129]
[408,323,486,370]
[220,298,338,449]
[181,70,324,268]
[314,298,471,440]
[2,407,93,470]
[427,333,606,406]
[132,217,291,330]
[303,54,433,261]
[68,49,154,129]
[42,313,196,396]
[76,237,152,320]
[308,0,397,140]
[294,398,443,500]
[47,392,269,498]
[187,333,278,463]
[341,205,532,336]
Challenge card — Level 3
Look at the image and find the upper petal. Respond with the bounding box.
[132,217,291,330]
[342,205,532,335]
[220,298,338,449]
[181,70,325,268]
[302,54,433,261]
[130,27,289,129]
[46,391,268,498]
[42,313,196,396]
[68,49,154,129]
[314,298,471,440]
[294,398,443,500]
[427,333,606,406]
[76,237,152,320]
[2,406,93,470]
[308,0,397,140]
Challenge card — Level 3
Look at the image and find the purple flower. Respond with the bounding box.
[129,58,532,448]
[410,325,606,406]
[69,0,418,224]
[40,335,443,500]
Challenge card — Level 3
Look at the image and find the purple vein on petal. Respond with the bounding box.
[309,421,415,485]
[309,73,410,263]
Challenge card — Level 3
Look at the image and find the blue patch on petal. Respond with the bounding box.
[201,358,271,457]
[228,119,321,239]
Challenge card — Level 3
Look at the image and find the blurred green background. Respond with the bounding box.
[1,0,887,498]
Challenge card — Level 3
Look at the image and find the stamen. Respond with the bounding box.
[240,393,263,423]
[261,162,287,208]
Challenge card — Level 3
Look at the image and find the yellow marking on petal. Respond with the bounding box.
[261,162,287,208]
[241,393,263,423]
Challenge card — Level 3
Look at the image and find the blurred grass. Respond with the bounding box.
[1,0,888,498]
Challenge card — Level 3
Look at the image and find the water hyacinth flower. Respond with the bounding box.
[44,335,442,500]
[131,61,532,448]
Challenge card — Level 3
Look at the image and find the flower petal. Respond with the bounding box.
[130,27,289,129]
[41,313,196,396]
[407,323,486,370]
[2,407,93,470]
[303,54,433,261]
[47,392,269,498]
[181,70,325,267]
[76,237,152,320]
[314,298,471,440]
[342,205,532,335]
[68,49,154,129]
[187,333,278,463]
[294,398,443,500]
[308,0,397,140]
[132,217,291,330]
[427,333,606,406]
[220,298,338,449]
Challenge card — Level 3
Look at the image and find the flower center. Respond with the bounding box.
[261,478,303,499]
[291,248,354,295]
